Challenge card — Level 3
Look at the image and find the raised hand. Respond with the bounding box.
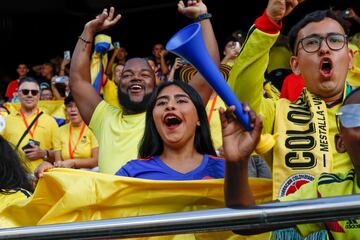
[34,161,54,179]
[177,0,207,19]
[220,104,263,162]
[266,0,304,23]
[344,8,359,20]
[84,7,122,35]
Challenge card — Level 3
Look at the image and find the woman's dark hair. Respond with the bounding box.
[139,80,216,158]
[0,136,33,194]
[288,9,350,54]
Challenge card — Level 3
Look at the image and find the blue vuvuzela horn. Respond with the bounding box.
[166,23,276,154]
[166,23,251,130]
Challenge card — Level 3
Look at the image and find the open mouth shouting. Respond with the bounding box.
[164,113,182,129]
[69,112,78,118]
[319,57,333,79]
[128,84,144,94]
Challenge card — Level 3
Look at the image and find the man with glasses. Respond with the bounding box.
[1,77,58,172]
[224,88,360,240]
[227,0,354,220]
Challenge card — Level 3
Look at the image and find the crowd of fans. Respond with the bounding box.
[1,0,360,239]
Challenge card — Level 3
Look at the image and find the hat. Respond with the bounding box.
[40,82,50,90]
[179,63,232,83]
[94,34,114,52]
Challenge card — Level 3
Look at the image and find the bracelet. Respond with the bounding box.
[78,35,92,44]
[43,150,49,161]
[195,13,212,22]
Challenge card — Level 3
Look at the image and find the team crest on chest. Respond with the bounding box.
[279,173,314,197]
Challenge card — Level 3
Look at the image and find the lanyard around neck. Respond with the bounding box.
[68,123,86,159]
[207,95,218,122]
[20,109,40,139]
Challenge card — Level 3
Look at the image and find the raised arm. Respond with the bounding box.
[221,105,262,209]
[221,105,292,235]
[177,0,220,105]
[159,50,171,76]
[105,48,120,79]
[227,0,302,133]
[69,7,121,124]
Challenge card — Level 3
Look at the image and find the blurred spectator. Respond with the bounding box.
[103,63,124,108]
[38,95,98,170]
[152,43,171,81]
[1,77,58,172]
[59,56,71,77]
[266,34,293,91]
[105,46,128,80]
[37,62,56,86]
[342,7,360,34]
[50,75,70,100]
[146,57,161,85]
[221,36,243,66]
[168,57,185,82]
[0,94,10,117]
[348,32,360,87]
[350,32,360,48]
[5,63,29,102]
[103,46,127,108]
[40,87,54,101]
[343,7,360,23]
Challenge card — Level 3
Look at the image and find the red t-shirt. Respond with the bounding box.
[280,73,304,102]
[5,79,19,100]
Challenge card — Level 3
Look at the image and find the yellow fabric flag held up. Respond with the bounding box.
[0,169,272,240]
[3,100,67,124]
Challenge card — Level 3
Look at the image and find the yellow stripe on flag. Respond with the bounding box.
[0,168,272,239]
[4,100,66,120]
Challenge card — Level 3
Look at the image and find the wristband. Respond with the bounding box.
[195,13,212,22]
[78,35,92,44]
[43,150,49,161]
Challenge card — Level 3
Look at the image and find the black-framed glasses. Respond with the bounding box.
[295,33,347,55]
[20,89,39,96]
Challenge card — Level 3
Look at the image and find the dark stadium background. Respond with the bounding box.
[0,0,359,95]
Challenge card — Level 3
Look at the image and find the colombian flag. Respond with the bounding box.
[3,100,67,126]
[0,168,272,239]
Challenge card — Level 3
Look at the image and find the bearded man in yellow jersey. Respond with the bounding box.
[68,1,220,174]
[1,77,58,172]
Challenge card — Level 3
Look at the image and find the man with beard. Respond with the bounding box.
[69,2,219,174]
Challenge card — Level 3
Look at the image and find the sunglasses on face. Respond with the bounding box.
[19,89,39,96]
[336,104,360,130]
